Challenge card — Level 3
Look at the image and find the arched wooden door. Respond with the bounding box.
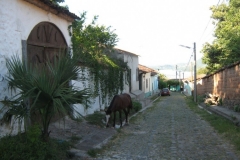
[27,22,67,66]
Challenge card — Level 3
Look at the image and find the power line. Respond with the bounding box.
[184,52,193,72]
[198,0,221,43]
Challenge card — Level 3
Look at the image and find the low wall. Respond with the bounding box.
[197,62,240,109]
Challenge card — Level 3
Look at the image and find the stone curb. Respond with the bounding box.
[69,95,160,159]
[198,103,240,126]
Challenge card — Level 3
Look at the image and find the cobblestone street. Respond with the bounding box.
[98,92,240,160]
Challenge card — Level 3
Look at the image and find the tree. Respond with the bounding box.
[167,79,179,87]
[69,12,129,103]
[197,67,208,75]
[158,73,167,89]
[201,1,240,73]
[1,54,91,141]
[50,0,65,4]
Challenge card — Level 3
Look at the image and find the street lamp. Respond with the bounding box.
[179,42,197,102]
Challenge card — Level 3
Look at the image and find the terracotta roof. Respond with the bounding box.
[23,0,79,22]
[114,48,139,56]
[138,64,159,75]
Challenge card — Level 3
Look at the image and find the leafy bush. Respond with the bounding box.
[197,94,205,103]
[132,100,142,113]
[218,98,223,106]
[0,125,71,160]
[85,111,105,128]
[234,105,240,112]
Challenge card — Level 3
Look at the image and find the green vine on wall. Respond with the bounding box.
[68,12,130,104]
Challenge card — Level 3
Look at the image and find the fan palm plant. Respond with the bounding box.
[1,54,91,141]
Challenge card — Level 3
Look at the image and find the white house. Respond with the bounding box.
[0,0,78,136]
[138,64,159,98]
[73,48,144,116]
[111,48,142,95]
[0,0,145,136]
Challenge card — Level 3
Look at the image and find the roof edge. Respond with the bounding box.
[23,0,80,22]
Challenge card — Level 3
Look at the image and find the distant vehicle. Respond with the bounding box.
[161,88,171,96]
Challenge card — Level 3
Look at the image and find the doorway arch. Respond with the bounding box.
[27,22,67,66]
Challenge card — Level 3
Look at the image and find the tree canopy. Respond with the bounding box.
[201,0,240,73]
[158,73,168,89]
[50,0,65,4]
[69,12,129,103]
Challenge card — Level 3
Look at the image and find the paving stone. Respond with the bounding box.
[98,92,240,160]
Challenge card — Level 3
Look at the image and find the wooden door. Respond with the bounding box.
[27,22,67,66]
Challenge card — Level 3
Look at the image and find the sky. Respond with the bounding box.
[62,0,224,67]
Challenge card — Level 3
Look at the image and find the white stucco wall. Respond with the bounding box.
[71,68,109,117]
[151,75,159,93]
[0,0,73,136]
[124,53,139,92]
[142,72,151,94]
[0,0,72,100]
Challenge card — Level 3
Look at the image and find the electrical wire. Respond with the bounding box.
[198,0,221,43]
[184,52,193,72]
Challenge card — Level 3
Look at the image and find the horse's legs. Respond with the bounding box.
[123,109,128,124]
[113,112,116,127]
[119,110,122,127]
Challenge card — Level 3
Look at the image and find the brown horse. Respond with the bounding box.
[105,93,132,127]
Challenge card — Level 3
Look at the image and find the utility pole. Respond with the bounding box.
[179,42,197,102]
[176,65,178,80]
[179,71,181,92]
[193,42,197,102]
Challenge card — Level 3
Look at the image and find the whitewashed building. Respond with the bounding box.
[0,0,79,136]
[73,48,144,116]
[138,64,159,98]
[0,0,147,136]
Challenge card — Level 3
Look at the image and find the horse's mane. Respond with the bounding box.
[108,95,118,110]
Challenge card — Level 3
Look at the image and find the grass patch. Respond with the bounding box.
[85,111,105,128]
[150,94,159,101]
[185,97,240,151]
[0,133,71,160]
[70,135,81,141]
[132,100,142,113]
[87,148,101,157]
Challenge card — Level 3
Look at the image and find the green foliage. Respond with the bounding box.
[201,1,240,73]
[69,12,130,103]
[158,73,168,89]
[197,67,208,75]
[186,97,240,151]
[88,149,101,157]
[50,0,65,3]
[159,80,168,89]
[85,111,105,128]
[1,54,91,141]
[197,95,205,103]
[167,79,180,86]
[132,100,142,113]
[234,105,240,112]
[159,73,167,81]
[218,98,223,106]
[0,133,70,160]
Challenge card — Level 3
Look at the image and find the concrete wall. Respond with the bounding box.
[197,62,240,108]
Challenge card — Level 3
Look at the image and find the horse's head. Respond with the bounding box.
[105,108,111,127]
